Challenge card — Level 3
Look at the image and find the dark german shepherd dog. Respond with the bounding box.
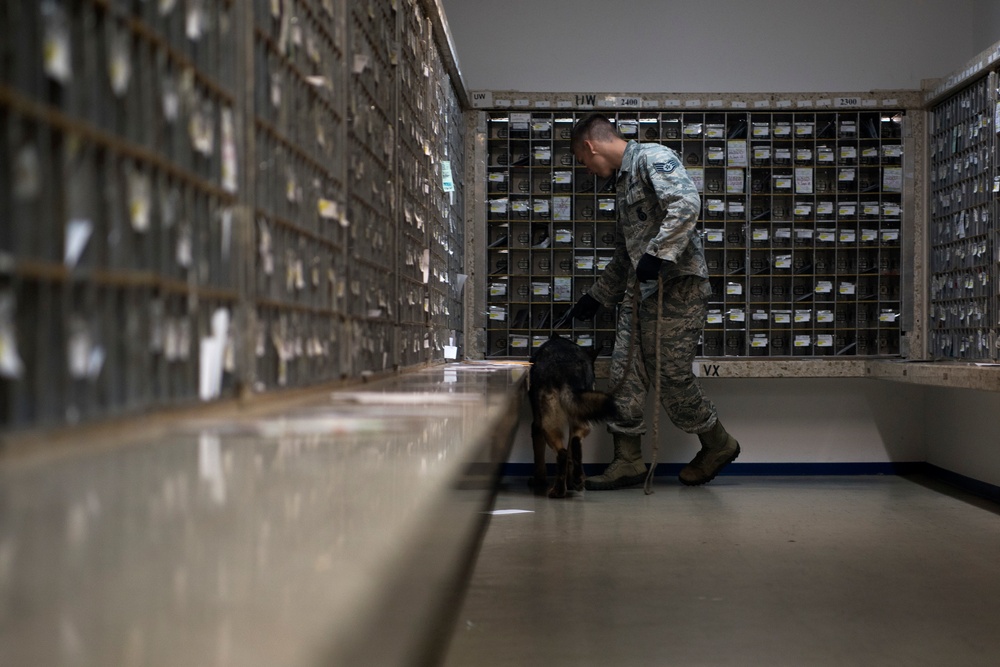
[529,336,617,498]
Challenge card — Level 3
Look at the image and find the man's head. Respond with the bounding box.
[571,113,627,178]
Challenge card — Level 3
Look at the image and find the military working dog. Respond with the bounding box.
[528,336,617,498]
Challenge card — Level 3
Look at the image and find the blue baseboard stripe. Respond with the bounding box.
[502,461,926,479]
[923,464,1000,504]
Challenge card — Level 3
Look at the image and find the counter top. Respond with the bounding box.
[0,362,527,667]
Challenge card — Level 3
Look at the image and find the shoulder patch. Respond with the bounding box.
[652,160,678,174]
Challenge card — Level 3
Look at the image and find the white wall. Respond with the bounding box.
[443,0,979,93]
[508,378,927,467]
[923,387,1000,488]
[973,0,1000,55]
[509,378,1000,491]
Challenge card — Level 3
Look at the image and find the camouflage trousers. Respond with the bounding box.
[607,276,717,437]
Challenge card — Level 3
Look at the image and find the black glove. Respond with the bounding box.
[636,253,664,282]
[568,293,600,321]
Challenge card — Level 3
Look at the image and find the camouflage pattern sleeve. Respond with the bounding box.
[587,237,630,307]
[641,150,702,263]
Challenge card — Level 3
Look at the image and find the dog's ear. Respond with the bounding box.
[586,343,601,363]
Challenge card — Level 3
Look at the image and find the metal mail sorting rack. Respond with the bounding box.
[484,108,907,359]
[928,72,1000,361]
[0,0,466,431]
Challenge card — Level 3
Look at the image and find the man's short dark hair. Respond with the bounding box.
[570,113,619,151]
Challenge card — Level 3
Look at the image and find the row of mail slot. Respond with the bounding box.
[485,329,898,358]
[929,330,995,359]
[488,144,903,171]
[487,195,904,222]
[487,303,898,326]
[489,112,903,141]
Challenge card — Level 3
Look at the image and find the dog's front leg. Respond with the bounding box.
[569,435,585,492]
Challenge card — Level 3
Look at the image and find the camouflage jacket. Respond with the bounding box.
[588,140,707,306]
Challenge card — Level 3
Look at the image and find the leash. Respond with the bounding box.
[551,309,573,330]
[597,273,663,495]
[643,273,663,495]
[558,271,664,495]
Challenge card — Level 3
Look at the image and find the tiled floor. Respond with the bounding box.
[444,475,1000,666]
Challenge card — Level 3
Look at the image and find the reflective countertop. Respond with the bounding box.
[0,363,526,667]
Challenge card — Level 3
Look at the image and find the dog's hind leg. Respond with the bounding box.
[568,421,591,492]
[535,420,568,498]
[530,421,548,495]
[549,447,569,499]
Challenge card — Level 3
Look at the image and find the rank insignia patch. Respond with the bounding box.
[652,160,677,174]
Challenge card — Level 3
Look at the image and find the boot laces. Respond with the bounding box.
[603,458,631,475]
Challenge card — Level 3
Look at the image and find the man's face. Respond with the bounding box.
[574,140,615,179]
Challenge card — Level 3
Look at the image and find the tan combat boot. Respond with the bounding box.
[584,433,647,490]
[679,419,740,486]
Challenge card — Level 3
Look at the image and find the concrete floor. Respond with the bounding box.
[444,475,1000,666]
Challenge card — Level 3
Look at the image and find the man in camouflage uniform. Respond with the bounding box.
[565,113,740,489]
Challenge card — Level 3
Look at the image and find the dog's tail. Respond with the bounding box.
[563,388,618,423]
